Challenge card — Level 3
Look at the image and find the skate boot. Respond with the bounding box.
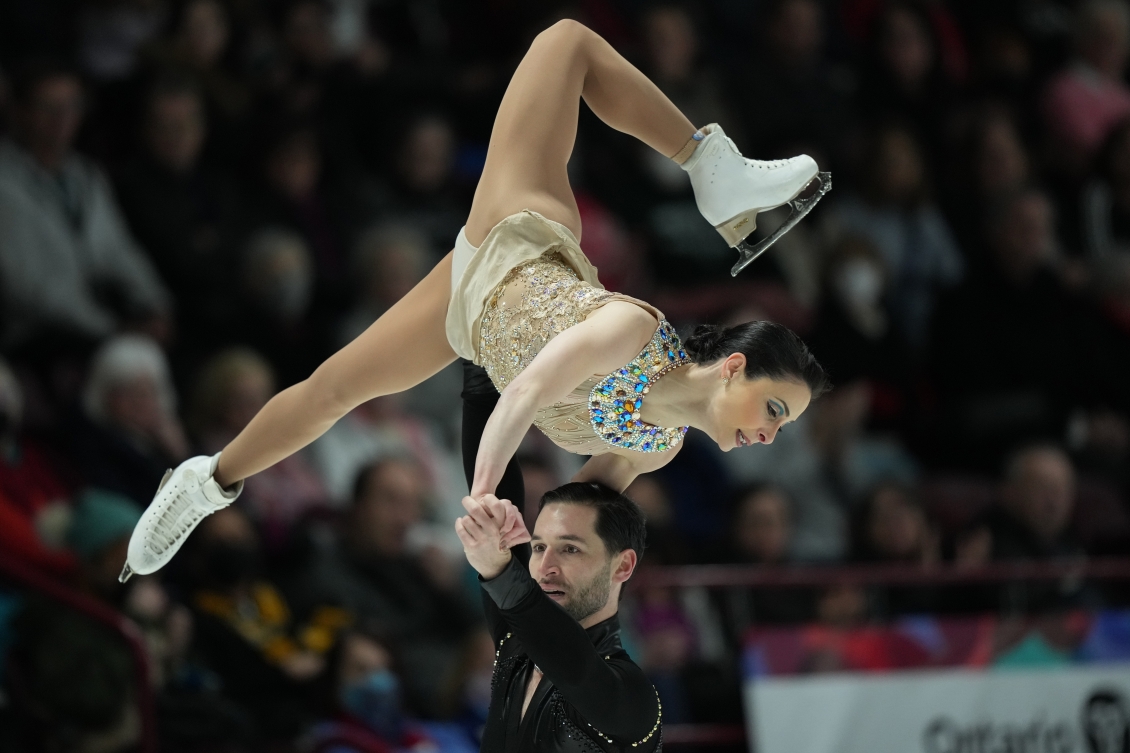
[681,124,832,276]
[118,453,243,582]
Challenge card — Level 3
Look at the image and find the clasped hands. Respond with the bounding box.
[454,494,532,580]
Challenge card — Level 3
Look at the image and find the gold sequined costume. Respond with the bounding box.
[445,210,679,456]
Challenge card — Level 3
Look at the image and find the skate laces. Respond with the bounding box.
[149,483,211,555]
[719,135,792,170]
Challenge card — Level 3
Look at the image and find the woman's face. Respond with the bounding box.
[706,358,812,451]
[875,130,923,202]
[976,119,1029,196]
[881,8,934,90]
[181,0,228,69]
[867,486,925,559]
[734,489,791,563]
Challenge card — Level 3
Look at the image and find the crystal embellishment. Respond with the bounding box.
[588,320,690,453]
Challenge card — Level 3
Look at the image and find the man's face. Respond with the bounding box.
[147,93,205,173]
[19,76,84,160]
[1005,450,1075,543]
[993,195,1053,281]
[530,504,622,623]
[351,461,425,557]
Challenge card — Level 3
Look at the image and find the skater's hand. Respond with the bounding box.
[455,494,530,579]
[479,493,531,550]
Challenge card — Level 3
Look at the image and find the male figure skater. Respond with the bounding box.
[455,483,661,752]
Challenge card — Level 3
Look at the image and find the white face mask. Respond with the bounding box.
[834,259,884,308]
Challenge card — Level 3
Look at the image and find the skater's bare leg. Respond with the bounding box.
[215,254,456,486]
[466,19,698,244]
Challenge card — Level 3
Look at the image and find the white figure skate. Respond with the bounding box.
[682,124,832,276]
[118,453,243,582]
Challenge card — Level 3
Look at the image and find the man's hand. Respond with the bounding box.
[455,494,531,580]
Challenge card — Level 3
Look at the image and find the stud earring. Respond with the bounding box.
[721,376,730,384]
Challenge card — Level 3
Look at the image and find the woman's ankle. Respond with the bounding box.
[670,128,705,164]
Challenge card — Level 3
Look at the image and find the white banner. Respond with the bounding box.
[746,664,1130,753]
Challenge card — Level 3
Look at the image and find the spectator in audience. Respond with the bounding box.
[859,2,958,162]
[285,457,481,716]
[388,114,467,253]
[633,582,743,726]
[1082,253,1130,491]
[146,0,251,160]
[1043,0,1130,175]
[721,377,918,561]
[65,488,142,603]
[305,630,473,753]
[187,506,349,742]
[856,481,939,565]
[230,226,326,385]
[730,485,794,566]
[854,481,942,615]
[75,0,166,84]
[115,78,244,350]
[625,474,689,566]
[0,357,74,574]
[714,485,814,634]
[953,444,1103,609]
[64,334,188,506]
[519,453,561,535]
[631,3,732,213]
[930,188,1091,469]
[336,222,432,346]
[987,445,1083,561]
[823,123,964,349]
[189,347,329,545]
[13,592,140,752]
[807,235,911,415]
[436,629,497,748]
[736,0,853,164]
[1082,118,1130,258]
[307,389,466,525]
[0,61,169,347]
[948,107,1033,258]
[256,126,348,303]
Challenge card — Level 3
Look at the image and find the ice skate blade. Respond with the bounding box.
[119,563,134,583]
[731,172,832,277]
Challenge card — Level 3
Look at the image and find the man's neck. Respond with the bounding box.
[579,592,620,629]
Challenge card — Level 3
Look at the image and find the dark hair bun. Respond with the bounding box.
[681,320,832,399]
[683,324,727,362]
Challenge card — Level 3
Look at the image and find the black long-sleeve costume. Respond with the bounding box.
[462,361,662,752]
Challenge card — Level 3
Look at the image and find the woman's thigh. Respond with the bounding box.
[315,252,457,404]
[465,22,590,245]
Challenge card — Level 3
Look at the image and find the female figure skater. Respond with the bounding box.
[121,20,830,580]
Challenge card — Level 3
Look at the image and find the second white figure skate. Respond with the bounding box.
[119,453,243,582]
[682,124,832,276]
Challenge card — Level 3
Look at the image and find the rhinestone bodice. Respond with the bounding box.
[588,322,690,452]
[477,251,681,455]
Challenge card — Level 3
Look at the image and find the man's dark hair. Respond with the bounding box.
[539,482,646,564]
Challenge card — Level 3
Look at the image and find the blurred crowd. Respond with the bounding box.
[2,0,1130,750]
